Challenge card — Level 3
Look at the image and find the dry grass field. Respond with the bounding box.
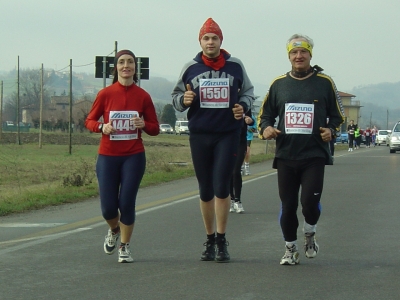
[0,132,274,216]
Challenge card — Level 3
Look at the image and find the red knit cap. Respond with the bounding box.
[198,18,223,42]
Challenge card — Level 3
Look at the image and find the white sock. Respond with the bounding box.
[285,241,297,249]
[303,221,316,234]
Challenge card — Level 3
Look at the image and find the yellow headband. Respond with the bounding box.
[287,41,313,56]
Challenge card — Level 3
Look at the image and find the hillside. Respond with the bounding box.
[1,69,399,129]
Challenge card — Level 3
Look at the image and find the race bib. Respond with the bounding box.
[199,78,230,108]
[284,103,314,134]
[109,111,139,140]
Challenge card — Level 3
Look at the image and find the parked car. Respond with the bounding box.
[385,130,392,146]
[339,133,348,144]
[250,129,257,138]
[175,120,189,135]
[389,122,400,153]
[376,130,389,146]
[159,124,174,134]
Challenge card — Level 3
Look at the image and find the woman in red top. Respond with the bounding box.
[85,50,159,263]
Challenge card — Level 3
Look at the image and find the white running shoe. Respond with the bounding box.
[104,229,120,255]
[229,200,235,213]
[348,148,351,152]
[280,244,300,265]
[118,244,133,263]
[304,232,319,258]
[234,202,244,213]
[244,164,250,176]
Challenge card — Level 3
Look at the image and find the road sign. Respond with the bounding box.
[95,56,114,78]
[95,56,149,80]
[137,57,149,80]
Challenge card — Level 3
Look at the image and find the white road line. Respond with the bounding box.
[0,173,275,255]
[0,228,92,255]
[0,223,66,228]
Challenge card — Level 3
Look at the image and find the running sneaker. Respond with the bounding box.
[280,244,300,265]
[229,200,235,213]
[118,244,133,263]
[215,239,230,263]
[304,232,319,258]
[104,229,120,255]
[234,202,245,213]
[201,239,216,261]
[244,164,250,176]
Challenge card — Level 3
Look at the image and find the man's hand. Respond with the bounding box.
[244,116,253,125]
[183,84,196,107]
[232,104,244,120]
[262,126,281,140]
[320,127,332,142]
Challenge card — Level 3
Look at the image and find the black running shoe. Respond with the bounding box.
[200,240,216,261]
[215,239,230,263]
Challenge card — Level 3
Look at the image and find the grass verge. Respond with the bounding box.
[0,133,345,216]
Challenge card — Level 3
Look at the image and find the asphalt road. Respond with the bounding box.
[1,145,399,300]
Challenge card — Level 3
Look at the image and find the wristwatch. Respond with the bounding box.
[329,128,335,137]
[98,123,103,133]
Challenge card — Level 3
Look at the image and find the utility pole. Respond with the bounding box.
[16,56,21,145]
[39,64,43,149]
[69,59,72,155]
[369,112,372,128]
[387,109,389,129]
[0,80,3,141]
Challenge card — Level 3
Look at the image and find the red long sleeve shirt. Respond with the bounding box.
[85,82,159,156]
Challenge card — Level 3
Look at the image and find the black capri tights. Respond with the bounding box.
[190,130,240,201]
[277,157,325,242]
[230,139,247,200]
[96,152,146,225]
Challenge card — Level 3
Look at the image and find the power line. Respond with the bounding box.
[64,49,116,69]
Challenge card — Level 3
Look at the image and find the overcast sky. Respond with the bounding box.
[1,0,398,96]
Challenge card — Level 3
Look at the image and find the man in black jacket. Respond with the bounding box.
[258,34,345,265]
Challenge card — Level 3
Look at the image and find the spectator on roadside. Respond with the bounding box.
[354,126,361,149]
[229,110,255,214]
[364,127,372,148]
[371,125,377,146]
[347,120,357,151]
[172,18,254,262]
[85,49,159,263]
[258,33,345,265]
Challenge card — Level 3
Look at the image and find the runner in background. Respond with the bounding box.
[230,110,255,213]
[243,113,258,175]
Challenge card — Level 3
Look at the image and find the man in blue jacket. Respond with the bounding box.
[172,18,254,262]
